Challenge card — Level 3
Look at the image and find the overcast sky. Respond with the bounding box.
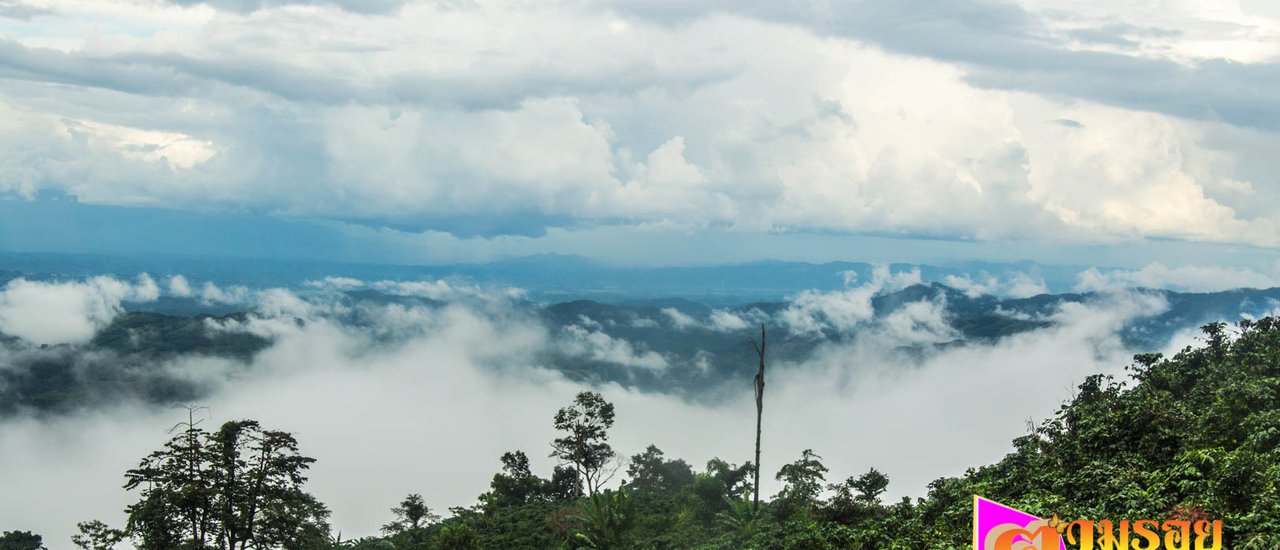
[1,0,1279,268]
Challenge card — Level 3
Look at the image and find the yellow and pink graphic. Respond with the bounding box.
[973,495,1223,550]
[974,496,1066,550]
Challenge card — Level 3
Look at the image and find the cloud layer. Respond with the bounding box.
[0,0,1277,246]
[0,272,1190,546]
[0,275,158,344]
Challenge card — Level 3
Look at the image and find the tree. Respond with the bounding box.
[550,391,617,497]
[774,449,828,520]
[751,324,767,512]
[625,445,694,493]
[848,468,888,503]
[689,458,755,522]
[482,451,547,509]
[545,465,582,501]
[432,523,479,550]
[71,521,125,550]
[382,493,440,534]
[0,532,45,550]
[823,468,890,525]
[123,417,331,550]
[122,405,212,550]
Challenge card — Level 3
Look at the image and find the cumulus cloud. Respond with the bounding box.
[0,275,160,345]
[944,271,1049,298]
[943,272,1000,299]
[660,307,699,330]
[167,275,193,297]
[874,295,960,347]
[199,281,254,305]
[560,324,668,371]
[780,266,921,335]
[0,2,1275,246]
[1006,272,1050,298]
[707,309,750,332]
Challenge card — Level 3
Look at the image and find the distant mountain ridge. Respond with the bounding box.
[3,250,1102,303]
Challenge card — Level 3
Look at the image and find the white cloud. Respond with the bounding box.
[377,279,526,302]
[560,323,668,371]
[660,307,699,330]
[0,4,1274,246]
[707,309,750,332]
[874,296,960,347]
[0,275,160,345]
[943,271,1048,298]
[1014,0,1280,64]
[305,276,364,289]
[199,281,253,305]
[1074,263,1280,292]
[944,273,1000,299]
[167,274,193,297]
[780,266,921,335]
[1006,272,1050,298]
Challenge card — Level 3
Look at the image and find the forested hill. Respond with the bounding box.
[1,284,1278,418]
[14,318,1278,549]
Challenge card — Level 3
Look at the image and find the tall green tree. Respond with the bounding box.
[774,449,828,520]
[482,451,547,509]
[689,458,755,522]
[382,493,440,534]
[822,468,890,526]
[123,417,331,550]
[626,445,694,493]
[550,391,617,497]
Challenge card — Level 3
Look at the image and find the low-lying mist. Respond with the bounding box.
[0,270,1249,545]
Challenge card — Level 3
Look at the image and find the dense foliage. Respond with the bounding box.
[121,413,331,550]
[21,317,1280,549]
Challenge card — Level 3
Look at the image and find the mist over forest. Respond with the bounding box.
[2,254,1277,546]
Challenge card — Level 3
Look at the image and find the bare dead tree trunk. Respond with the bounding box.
[576,422,587,497]
[752,324,766,512]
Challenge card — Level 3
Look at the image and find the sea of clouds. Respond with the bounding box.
[0,267,1252,545]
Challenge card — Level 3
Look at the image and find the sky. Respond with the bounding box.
[0,0,1278,270]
